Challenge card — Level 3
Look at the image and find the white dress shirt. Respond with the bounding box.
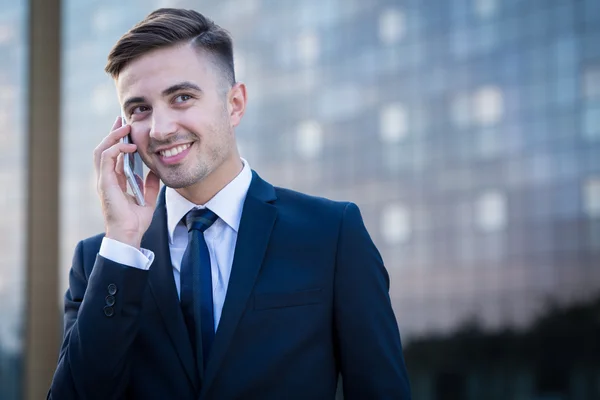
[99,159,253,332]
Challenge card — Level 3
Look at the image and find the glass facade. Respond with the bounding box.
[0,1,27,399]
[59,0,600,337]
[54,0,600,399]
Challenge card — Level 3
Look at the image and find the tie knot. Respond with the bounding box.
[184,208,219,233]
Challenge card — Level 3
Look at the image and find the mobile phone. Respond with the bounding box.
[121,113,146,206]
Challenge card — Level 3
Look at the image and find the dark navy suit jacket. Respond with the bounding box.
[49,171,411,399]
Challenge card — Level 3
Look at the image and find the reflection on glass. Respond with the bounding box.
[0,2,26,399]
[473,86,504,127]
[379,103,408,143]
[381,203,411,245]
[583,103,600,141]
[583,177,600,218]
[583,64,600,100]
[296,31,320,66]
[476,191,507,232]
[296,120,323,159]
[60,2,600,398]
[474,0,499,20]
[378,8,406,45]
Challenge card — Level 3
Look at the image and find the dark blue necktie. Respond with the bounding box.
[180,208,219,374]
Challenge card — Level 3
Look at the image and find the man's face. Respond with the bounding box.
[116,43,240,189]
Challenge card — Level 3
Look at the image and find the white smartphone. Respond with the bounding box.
[121,113,146,206]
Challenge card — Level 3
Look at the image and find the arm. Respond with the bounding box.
[48,239,150,399]
[49,113,160,399]
[334,202,411,399]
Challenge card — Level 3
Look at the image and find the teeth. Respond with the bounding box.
[160,144,191,158]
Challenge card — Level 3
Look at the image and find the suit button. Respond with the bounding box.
[107,283,117,295]
[104,306,114,317]
[105,295,116,306]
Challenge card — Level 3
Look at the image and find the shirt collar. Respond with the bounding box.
[165,158,253,243]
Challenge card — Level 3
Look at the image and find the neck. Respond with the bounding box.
[176,151,243,205]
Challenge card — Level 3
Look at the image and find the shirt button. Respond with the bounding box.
[107,284,117,295]
[105,295,116,307]
[103,306,114,317]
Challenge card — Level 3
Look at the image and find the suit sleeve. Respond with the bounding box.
[48,239,150,400]
[334,202,411,399]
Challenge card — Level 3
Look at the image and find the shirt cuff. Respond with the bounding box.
[99,237,155,270]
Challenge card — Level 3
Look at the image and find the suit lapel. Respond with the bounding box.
[142,187,198,392]
[201,172,278,396]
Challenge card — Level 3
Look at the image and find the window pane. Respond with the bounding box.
[583,177,600,218]
[60,0,600,368]
[583,63,600,100]
[60,0,161,305]
[582,102,600,141]
[0,1,27,399]
[381,203,412,244]
[476,191,508,232]
[379,103,409,143]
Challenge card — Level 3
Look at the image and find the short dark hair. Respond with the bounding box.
[105,8,235,86]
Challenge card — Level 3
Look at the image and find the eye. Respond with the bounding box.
[174,94,192,103]
[131,105,150,115]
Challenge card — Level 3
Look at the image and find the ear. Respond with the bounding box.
[227,82,247,128]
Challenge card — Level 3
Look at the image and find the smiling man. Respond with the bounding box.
[48,8,411,400]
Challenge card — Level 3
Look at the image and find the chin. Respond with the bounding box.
[161,171,209,190]
[162,177,195,189]
[162,181,188,190]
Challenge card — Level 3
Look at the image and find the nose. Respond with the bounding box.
[149,107,178,141]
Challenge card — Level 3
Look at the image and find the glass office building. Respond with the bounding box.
[0,0,27,398]
[2,0,599,399]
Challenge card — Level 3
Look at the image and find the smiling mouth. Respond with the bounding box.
[158,143,192,158]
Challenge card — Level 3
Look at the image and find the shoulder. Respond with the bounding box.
[271,186,365,232]
[273,186,352,217]
[251,170,356,221]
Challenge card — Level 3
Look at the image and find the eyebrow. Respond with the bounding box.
[122,81,203,112]
[162,81,202,97]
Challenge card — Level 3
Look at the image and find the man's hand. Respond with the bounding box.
[93,116,161,249]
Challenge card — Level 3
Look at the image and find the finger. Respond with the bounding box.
[94,118,131,172]
[112,115,122,130]
[115,153,127,193]
[144,170,161,208]
[95,116,122,169]
[95,123,130,164]
[99,142,137,182]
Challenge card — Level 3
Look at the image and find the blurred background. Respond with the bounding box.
[1,0,600,399]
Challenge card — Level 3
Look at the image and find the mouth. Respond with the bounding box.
[156,143,193,165]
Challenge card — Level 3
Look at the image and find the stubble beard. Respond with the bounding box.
[158,122,232,190]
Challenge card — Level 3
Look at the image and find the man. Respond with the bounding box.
[49,8,411,400]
